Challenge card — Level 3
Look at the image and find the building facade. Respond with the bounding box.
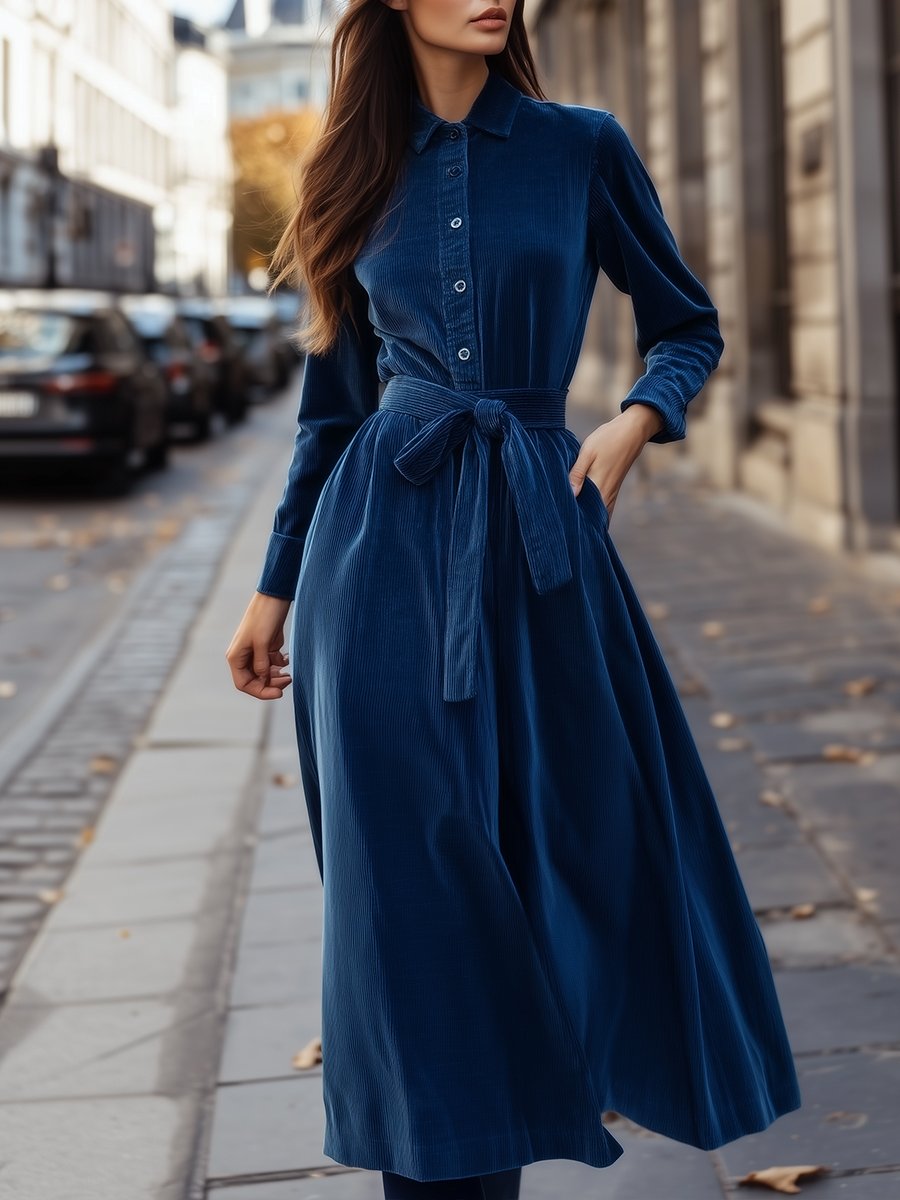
[214,0,336,120]
[528,0,900,554]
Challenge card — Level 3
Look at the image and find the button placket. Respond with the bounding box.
[436,125,478,386]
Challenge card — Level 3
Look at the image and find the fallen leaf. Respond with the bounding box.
[842,676,877,697]
[0,680,17,698]
[153,517,183,541]
[119,929,131,939]
[738,1163,830,1193]
[292,1036,322,1070]
[701,620,725,639]
[790,903,816,919]
[759,789,785,808]
[824,1110,867,1129]
[855,886,879,906]
[644,601,669,620]
[821,743,869,763]
[272,771,299,787]
[710,711,737,728]
[678,676,705,696]
[806,595,832,615]
[75,827,95,848]
[89,754,118,774]
[717,736,751,752]
[38,888,64,904]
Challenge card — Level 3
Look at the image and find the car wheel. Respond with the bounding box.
[145,436,170,472]
[95,456,133,497]
[192,409,213,443]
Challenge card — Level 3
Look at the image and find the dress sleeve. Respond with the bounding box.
[589,112,725,444]
[256,273,382,599]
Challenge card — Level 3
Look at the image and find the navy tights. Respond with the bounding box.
[381,1167,522,1199]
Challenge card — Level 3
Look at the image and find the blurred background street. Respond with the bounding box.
[1,0,900,1197]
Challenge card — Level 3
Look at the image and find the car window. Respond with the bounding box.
[0,309,91,358]
[105,310,144,354]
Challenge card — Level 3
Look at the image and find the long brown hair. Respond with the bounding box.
[266,1,545,356]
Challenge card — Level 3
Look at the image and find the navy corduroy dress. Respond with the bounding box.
[256,68,802,1182]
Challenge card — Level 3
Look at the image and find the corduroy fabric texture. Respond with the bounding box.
[255,68,802,1183]
[382,1166,523,1199]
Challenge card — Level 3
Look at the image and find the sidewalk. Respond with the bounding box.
[2,407,899,1197]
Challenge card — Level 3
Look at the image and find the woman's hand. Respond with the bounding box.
[568,403,665,521]
[226,592,293,700]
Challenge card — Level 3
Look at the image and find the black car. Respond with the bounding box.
[220,297,294,398]
[176,298,250,426]
[0,289,169,494]
[119,295,215,442]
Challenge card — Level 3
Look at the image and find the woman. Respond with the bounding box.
[226,3,803,1197]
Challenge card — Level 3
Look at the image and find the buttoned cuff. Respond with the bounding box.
[619,392,686,444]
[255,530,305,600]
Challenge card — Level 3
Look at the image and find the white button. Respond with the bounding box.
[454,280,466,292]
[457,347,470,361]
[450,217,462,228]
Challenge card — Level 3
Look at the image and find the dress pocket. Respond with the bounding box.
[578,472,611,531]
[561,428,610,534]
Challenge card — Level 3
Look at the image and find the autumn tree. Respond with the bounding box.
[230,108,320,282]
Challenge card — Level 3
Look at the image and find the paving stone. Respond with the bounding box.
[247,830,322,892]
[51,853,236,929]
[779,757,900,920]
[714,1050,900,1176]
[205,1076,327,1180]
[0,1095,181,1200]
[735,841,847,911]
[9,920,197,1004]
[219,1000,321,1084]
[758,909,887,968]
[773,965,900,1054]
[205,1172,383,1199]
[0,998,205,1098]
[229,941,322,1009]
[524,1125,723,1198]
[237,884,323,949]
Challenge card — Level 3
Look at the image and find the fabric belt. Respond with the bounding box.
[379,375,574,703]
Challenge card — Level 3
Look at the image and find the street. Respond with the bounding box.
[0,391,899,1198]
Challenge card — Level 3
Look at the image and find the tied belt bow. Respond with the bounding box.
[379,375,573,703]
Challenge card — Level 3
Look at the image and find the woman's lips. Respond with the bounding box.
[471,6,506,26]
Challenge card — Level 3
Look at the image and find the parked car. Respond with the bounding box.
[220,296,294,398]
[175,298,250,426]
[0,289,169,494]
[270,288,304,361]
[118,294,215,442]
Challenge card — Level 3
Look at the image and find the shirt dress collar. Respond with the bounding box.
[408,69,523,154]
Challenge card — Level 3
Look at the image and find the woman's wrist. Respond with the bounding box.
[253,590,293,609]
[619,402,665,442]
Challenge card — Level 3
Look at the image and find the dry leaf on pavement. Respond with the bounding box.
[821,743,875,764]
[738,1163,830,1193]
[842,676,877,697]
[710,711,737,728]
[89,754,118,774]
[806,595,832,614]
[292,1036,322,1070]
[790,903,816,919]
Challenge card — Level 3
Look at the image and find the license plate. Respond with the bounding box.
[0,391,38,417]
